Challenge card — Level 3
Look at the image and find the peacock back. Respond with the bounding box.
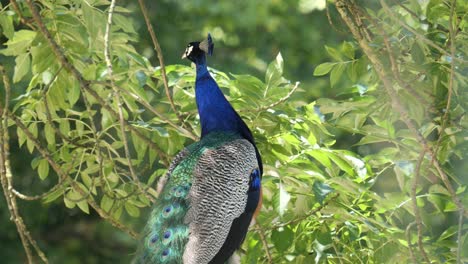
[136,132,258,264]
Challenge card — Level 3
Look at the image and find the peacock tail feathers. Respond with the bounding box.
[135,132,257,264]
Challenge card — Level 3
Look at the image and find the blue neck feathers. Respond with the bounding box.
[193,55,263,174]
[195,59,248,138]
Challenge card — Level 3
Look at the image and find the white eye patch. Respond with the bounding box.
[185,45,193,56]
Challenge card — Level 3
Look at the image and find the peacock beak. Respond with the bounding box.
[181,52,187,59]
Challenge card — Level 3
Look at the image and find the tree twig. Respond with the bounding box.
[10,113,138,239]
[0,66,48,263]
[433,0,457,162]
[137,0,193,134]
[405,222,418,264]
[259,81,300,112]
[104,0,155,203]
[255,222,273,264]
[9,0,36,30]
[410,151,431,263]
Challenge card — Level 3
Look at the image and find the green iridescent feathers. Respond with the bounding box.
[135,132,246,263]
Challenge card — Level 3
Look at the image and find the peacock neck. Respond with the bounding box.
[194,60,245,139]
[194,57,263,174]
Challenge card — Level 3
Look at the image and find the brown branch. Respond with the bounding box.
[410,151,431,263]
[0,66,48,263]
[9,0,36,30]
[258,82,300,112]
[326,4,345,33]
[255,222,273,264]
[405,222,418,264]
[104,0,155,203]
[12,155,76,201]
[447,4,463,261]
[434,0,457,161]
[137,0,192,134]
[457,210,463,264]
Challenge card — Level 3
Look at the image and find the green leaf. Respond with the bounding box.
[307,149,332,168]
[13,53,31,83]
[125,202,140,217]
[101,195,114,212]
[68,80,81,106]
[113,14,137,34]
[17,127,26,147]
[112,204,123,219]
[328,152,354,176]
[437,225,459,241]
[82,3,105,47]
[77,200,90,214]
[271,226,294,252]
[64,196,76,209]
[44,124,55,146]
[59,119,70,136]
[0,30,36,56]
[312,181,334,205]
[43,188,64,203]
[341,41,355,59]
[330,63,345,88]
[325,45,342,61]
[31,45,55,73]
[0,13,14,39]
[265,52,284,88]
[313,62,335,76]
[411,41,426,64]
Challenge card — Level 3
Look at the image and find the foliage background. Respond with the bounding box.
[0,0,466,263]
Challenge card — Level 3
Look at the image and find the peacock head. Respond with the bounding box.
[182,33,214,63]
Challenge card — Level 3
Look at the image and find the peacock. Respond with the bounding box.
[135,34,263,264]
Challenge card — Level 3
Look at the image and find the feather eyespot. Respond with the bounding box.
[174,187,183,197]
[162,248,170,257]
[150,234,159,243]
[163,230,171,239]
[162,205,172,218]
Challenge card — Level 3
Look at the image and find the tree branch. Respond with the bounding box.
[10,113,138,239]
[410,151,430,263]
[255,222,273,264]
[405,222,418,264]
[0,66,48,263]
[137,0,194,135]
[104,0,155,203]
